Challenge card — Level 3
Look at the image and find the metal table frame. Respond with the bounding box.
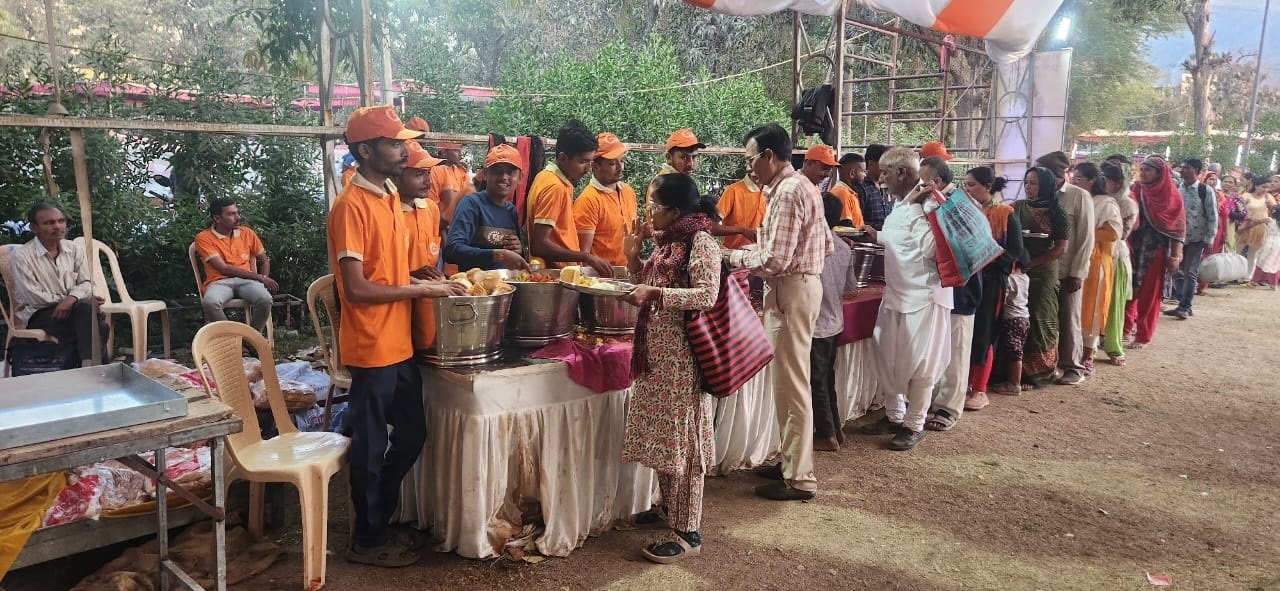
[0,415,241,591]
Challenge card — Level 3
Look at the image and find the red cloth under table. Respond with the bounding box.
[836,285,884,346]
[530,338,635,393]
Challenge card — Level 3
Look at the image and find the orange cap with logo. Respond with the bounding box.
[920,141,954,161]
[484,144,524,171]
[344,105,423,144]
[406,116,431,133]
[805,144,839,167]
[595,132,628,160]
[406,141,443,170]
[665,128,706,153]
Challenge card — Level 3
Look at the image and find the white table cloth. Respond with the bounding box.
[396,360,656,559]
[711,338,882,474]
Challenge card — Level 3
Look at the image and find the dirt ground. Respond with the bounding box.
[8,285,1280,591]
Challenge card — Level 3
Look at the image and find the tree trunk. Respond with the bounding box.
[1184,0,1215,134]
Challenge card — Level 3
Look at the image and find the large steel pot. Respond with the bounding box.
[421,289,515,366]
[501,269,579,346]
[579,266,638,334]
[852,244,885,287]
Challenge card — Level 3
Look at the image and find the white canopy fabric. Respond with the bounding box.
[684,0,1066,63]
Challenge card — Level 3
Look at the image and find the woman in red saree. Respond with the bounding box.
[1123,156,1186,349]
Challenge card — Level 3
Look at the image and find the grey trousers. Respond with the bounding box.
[202,277,272,332]
[1057,284,1084,374]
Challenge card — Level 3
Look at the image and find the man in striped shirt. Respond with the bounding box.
[727,123,833,502]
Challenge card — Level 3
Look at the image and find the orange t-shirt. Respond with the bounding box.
[341,166,357,187]
[328,174,413,368]
[526,164,579,267]
[427,163,475,222]
[830,181,864,227]
[573,180,638,266]
[193,226,265,290]
[403,198,442,351]
[716,179,765,250]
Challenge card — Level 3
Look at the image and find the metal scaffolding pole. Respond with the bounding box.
[1243,0,1272,167]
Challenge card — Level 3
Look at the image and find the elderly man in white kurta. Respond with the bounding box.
[855,146,953,451]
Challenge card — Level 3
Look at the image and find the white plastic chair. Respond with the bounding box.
[306,274,351,430]
[191,321,348,590]
[0,243,60,377]
[73,237,171,363]
[188,242,274,346]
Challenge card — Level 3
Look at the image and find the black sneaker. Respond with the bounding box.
[755,482,815,501]
[857,416,901,436]
[886,427,925,451]
[753,463,784,480]
[1172,309,1190,320]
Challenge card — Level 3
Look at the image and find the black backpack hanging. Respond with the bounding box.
[790,84,837,147]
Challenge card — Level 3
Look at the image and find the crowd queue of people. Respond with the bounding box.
[11,103,1280,568]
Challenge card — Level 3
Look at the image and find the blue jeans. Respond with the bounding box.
[1174,241,1207,311]
[346,359,425,547]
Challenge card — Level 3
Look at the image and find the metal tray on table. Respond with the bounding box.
[0,363,190,450]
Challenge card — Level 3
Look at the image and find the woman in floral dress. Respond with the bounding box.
[620,173,720,564]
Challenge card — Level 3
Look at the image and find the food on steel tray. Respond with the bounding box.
[560,266,633,292]
[511,269,558,282]
[448,268,516,296]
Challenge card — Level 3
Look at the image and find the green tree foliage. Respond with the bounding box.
[483,35,788,194]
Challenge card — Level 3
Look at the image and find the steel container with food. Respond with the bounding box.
[500,269,580,346]
[575,265,638,334]
[421,289,515,367]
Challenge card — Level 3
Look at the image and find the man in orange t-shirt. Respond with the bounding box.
[193,198,278,333]
[574,132,638,266]
[831,152,866,227]
[399,141,447,352]
[643,128,705,226]
[526,120,613,276]
[426,141,475,225]
[328,106,465,566]
[713,173,765,250]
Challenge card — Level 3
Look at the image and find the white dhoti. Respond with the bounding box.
[873,303,952,432]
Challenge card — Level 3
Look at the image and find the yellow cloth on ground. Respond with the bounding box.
[0,473,66,578]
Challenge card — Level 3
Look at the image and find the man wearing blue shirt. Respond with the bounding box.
[445,144,531,271]
[851,144,895,230]
[1166,158,1217,320]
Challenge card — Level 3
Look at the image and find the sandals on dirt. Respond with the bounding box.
[1108,356,1127,367]
[1126,341,1149,350]
[964,391,990,411]
[346,538,420,568]
[629,506,670,530]
[924,410,956,432]
[641,531,702,564]
[991,382,1022,396]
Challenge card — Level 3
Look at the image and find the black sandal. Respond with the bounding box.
[346,538,420,568]
[641,531,701,564]
[628,506,670,530]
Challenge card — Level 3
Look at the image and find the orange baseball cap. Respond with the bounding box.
[406,116,431,133]
[405,141,443,170]
[438,140,463,150]
[484,144,524,171]
[805,144,839,167]
[595,132,627,160]
[920,141,954,161]
[344,105,423,144]
[665,128,705,152]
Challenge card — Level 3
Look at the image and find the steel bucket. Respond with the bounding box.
[579,266,638,334]
[502,269,579,346]
[421,290,515,366]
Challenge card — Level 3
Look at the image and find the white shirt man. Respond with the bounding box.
[857,147,953,451]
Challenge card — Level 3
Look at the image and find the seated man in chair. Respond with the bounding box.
[195,197,278,333]
[9,202,107,366]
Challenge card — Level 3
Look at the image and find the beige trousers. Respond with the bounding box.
[764,273,822,492]
[929,313,975,420]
